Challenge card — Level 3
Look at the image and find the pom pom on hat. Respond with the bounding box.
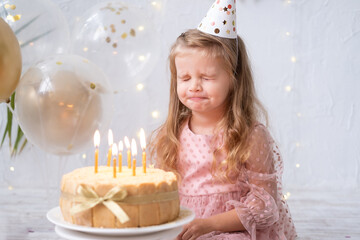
[197,0,237,39]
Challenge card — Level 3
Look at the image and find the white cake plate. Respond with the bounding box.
[47,206,194,238]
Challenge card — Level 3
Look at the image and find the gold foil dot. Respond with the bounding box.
[121,20,126,24]
[10,4,16,10]
[214,28,220,34]
[110,24,115,28]
[226,30,230,34]
[56,61,63,65]
[106,36,111,43]
[90,83,96,89]
[130,29,136,37]
[116,12,120,15]
[5,4,10,9]
[112,43,117,48]
[121,33,127,39]
[111,28,116,33]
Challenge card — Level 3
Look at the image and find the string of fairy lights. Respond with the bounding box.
[4,1,301,198]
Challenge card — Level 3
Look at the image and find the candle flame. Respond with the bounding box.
[139,128,146,150]
[124,136,130,149]
[131,138,137,156]
[112,143,118,156]
[119,140,124,152]
[94,130,100,147]
[108,129,113,146]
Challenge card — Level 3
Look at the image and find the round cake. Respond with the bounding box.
[60,166,179,228]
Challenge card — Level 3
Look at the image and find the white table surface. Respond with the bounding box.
[1,187,360,240]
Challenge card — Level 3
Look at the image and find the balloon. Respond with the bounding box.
[0,0,70,70]
[0,18,21,102]
[15,55,113,155]
[72,1,160,91]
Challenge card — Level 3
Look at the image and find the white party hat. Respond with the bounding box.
[197,0,237,39]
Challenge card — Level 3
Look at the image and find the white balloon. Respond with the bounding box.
[15,54,113,155]
[71,1,160,91]
[0,0,70,70]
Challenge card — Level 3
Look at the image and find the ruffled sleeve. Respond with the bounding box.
[226,124,280,239]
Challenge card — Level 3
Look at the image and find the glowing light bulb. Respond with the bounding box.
[83,47,88,52]
[136,83,144,91]
[82,154,86,159]
[138,26,145,31]
[10,166,14,172]
[291,56,297,63]
[152,111,160,119]
[285,85,292,92]
[138,55,146,62]
[296,163,300,168]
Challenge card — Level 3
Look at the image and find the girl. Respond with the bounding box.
[150,27,296,240]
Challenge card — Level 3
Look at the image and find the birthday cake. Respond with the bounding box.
[59,166,179,228]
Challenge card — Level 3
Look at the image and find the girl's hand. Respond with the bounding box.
[176,218,214,240]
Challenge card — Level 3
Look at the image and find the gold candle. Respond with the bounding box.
[112,143,118,178]
[124,136,131,168]
[131,138,137,176]
[94,130,100,173]
[118,140,123,172]
[107,129,113,166]
[139,128,146,174]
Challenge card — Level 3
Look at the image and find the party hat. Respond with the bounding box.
[197,0,237,39]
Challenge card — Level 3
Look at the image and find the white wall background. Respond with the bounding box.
[1,0,359,192]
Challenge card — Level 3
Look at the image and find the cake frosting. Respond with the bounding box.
[60,166,179,228]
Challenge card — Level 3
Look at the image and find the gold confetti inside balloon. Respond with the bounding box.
[0,0,70,71]
[72,1,160,91]
[0,18,22,103]
[14,55,113,155]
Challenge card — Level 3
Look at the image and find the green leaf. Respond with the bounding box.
[12,125,24,155]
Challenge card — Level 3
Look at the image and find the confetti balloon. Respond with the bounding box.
[72,1,160,91]
[14,55,113,155]
[0,0,70,70]
[0,18,21,103]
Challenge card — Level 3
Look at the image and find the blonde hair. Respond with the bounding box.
[149,29,268,182]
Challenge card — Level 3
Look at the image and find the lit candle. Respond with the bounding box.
[139,128,146,173]
[118,140,123,172]
[94,130,100,173]
[124,136,131,168]
[131,138,137,176]
[112,143,118,178]
[107,129,113,166]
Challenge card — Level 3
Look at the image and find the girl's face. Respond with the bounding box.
[175,47,231,118]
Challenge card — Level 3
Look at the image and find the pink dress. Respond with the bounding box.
[177,121,297,240]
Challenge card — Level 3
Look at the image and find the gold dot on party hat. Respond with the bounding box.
[121,33,127,39]
[151,111,159,119]
[112,43,117,48]
[56,61,63,65]
[106,37,111,43]
[90,83,96,89]
[121,19,126,24]
[116,11,120,15]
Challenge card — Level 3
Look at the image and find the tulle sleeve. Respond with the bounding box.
[226,124,280,238]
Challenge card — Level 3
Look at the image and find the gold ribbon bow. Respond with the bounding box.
[70,185,130,224]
